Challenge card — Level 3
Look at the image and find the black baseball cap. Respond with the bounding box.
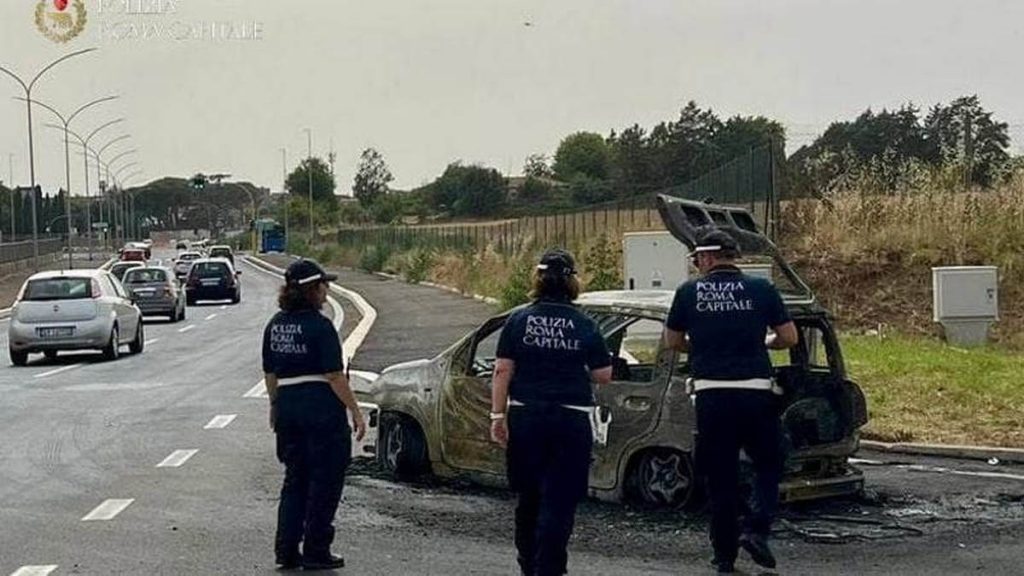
[689,229,740,258]
[285,259,337,286]
[537,249,576,276]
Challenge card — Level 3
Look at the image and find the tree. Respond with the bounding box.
[353,148,394,208]
[924,95,1010,185]
[423,162,507,217]
[286,156,336,203]
[523,153,553,178]
[553,132,613,181]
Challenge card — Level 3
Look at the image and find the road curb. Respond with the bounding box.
[860,439,1024,464]
[243,255,378,364]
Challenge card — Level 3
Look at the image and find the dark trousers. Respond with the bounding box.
[507,404,593,576]
[274,383,352,560]
[695,389,783,564]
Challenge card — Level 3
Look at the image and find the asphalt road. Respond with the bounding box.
[1,252,1023,575]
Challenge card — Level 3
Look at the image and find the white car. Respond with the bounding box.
[8,270,145,366]
[173,251,203,279]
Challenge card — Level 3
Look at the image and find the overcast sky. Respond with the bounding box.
[1,0,1022,196]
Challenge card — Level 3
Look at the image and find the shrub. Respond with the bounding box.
[582,233,622,291]
[501,258,533,310]
[404,248,435,284]
[359,244,392,273]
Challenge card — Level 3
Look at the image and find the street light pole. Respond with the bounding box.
[94,135,131,248]
[304,128,313,243]
[81,118,125,260]
[20,95,118,269]
[7,153,14,239]
[280,147,288,251]
[0,48,99,270]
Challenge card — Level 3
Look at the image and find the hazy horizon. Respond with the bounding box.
[1,0,1022,196]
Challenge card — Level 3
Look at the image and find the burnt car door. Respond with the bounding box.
[438,316,509,476]
[587,312,672,491]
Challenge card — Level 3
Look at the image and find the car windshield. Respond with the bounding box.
[124,269,168,284]
[23,278,93,301]
[192,262,231,278]
[211,249,231,257]
[180,253,201,261]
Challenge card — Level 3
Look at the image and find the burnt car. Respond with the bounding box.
[363,196,868,508]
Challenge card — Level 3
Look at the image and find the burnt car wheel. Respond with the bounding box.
[626,449,701,509]
[377,412,428,479]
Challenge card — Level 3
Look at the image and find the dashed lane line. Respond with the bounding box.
[81,498,134,521]
[204,414,237,429]
[177,324,196,334]
[243,380,267,399]
[156,449,199,468]
[33,363,85,379]
[205,313,218,321]
[10,566,58,576]
[219,305,227,310]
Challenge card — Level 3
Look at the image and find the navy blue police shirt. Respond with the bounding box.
[666,266,790,381]
[262,309,344,380]
[496,299,612,407]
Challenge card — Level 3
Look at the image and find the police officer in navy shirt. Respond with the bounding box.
[663,230,798,574]
[490,249,613,576]
[262,259,367,571]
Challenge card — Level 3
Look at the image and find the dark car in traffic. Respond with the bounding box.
[123,266,187,322]
[184,258,242,305]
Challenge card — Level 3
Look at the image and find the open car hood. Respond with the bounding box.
[656,194,815,303]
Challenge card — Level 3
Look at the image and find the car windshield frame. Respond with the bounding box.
[124,269,170,284]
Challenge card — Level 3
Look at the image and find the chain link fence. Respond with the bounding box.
[0,239,64,265]
[337,142,779,255]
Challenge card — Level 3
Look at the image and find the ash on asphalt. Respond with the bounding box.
[345,457,1024,563]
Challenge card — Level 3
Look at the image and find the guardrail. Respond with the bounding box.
[0,239,64,264]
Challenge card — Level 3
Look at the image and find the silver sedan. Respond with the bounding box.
[7,270,145,366]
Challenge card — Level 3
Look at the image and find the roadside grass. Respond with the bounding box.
[843,333,1024,448]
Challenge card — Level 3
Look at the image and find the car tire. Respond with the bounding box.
[128,322,144,355]
[377,412,429,480]
[102,326,120,362]
[44,350,58,361]
[10,348,28,367]
[176,305,186,322]
[186,295,196,307]
[625,448,702,510]
[231,290,241,304]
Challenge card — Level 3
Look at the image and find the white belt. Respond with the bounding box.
[277,375,331,388]
[508,399,593,414]
[692,378,773,392]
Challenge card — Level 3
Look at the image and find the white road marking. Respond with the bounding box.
[326,294,344,332]
[178,324,196,334]
[156,449,199,468]
[205,313,218,321]
[243,379,267,398]
[204,414,237,429]
[10,566,59,576]
[146,338,161,346]
[34,364,85,379]
[852,457,1024,482]
[219,305,227,310]
[82,498,134,521]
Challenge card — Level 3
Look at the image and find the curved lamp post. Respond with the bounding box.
[0,48,98,270]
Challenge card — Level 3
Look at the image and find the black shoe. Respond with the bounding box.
[275,554,302,570]
[301,553,345,570]
[739,533,777,569]
[711,558,735,574]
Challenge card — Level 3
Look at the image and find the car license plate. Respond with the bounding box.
[201,279,220,286]
[135,289,156,297]
[37,327,74,339]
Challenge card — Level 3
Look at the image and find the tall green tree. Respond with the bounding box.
[353,148,394,208]
[925,95,1010,185]
[424,162,507,217]
[523,153,553,179]
[553,132,613,181]
[286,157,336,203]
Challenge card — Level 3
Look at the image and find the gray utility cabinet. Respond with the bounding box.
[932,266,999,347]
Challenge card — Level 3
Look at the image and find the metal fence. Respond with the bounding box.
[337,142,779,255]
[0,239,64,265]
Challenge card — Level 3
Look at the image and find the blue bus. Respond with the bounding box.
[255,220,286,253]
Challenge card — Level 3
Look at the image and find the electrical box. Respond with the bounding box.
[623,231,689,292]
[932,266,999,347]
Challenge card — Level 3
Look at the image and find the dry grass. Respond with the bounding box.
[781,173,1024,346]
